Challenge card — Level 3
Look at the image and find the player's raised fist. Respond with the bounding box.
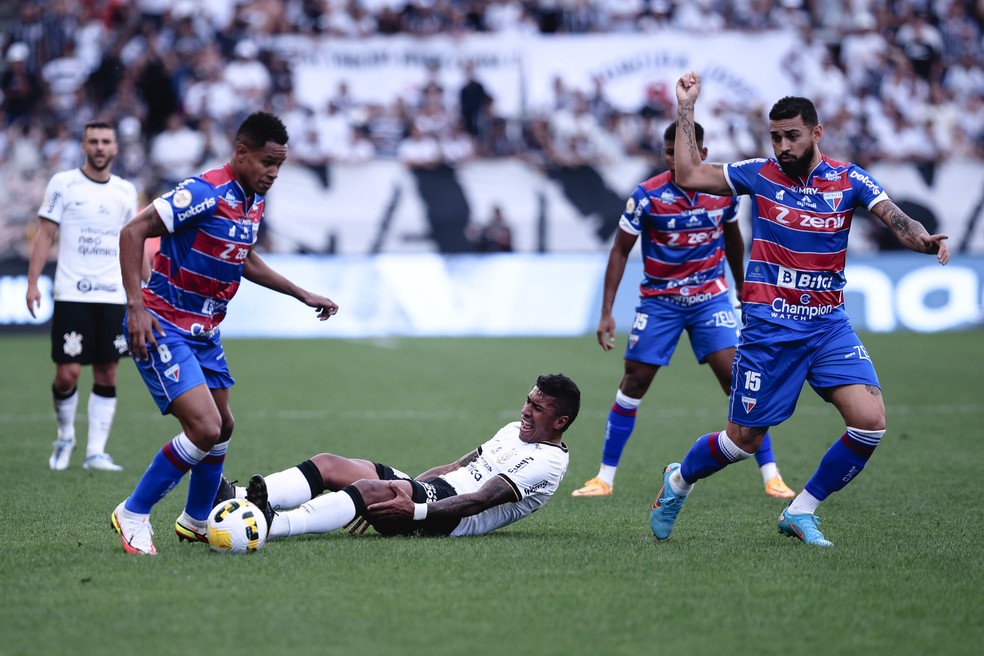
[676,71,702,103]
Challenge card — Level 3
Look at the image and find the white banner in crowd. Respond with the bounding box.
[286,31,797,116]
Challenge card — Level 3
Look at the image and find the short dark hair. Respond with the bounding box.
[663,120,704,144]
[83,121,116,137]
[536,373,580,431]
[235,111,289,150]
[769,96,819,127]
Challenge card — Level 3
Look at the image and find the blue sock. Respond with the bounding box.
[804,428,884,501]
[186,441,230,521]
[680,431,753,483]
[126,433,206,514]
[600,391,640,467]
[754,431,775,467]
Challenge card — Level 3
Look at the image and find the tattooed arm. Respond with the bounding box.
[674,71,733,196]
[870,199,950,265]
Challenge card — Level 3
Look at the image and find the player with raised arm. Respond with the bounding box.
[26,121,138,472]
[217,374,579,540]
[571,121,794,500]
[110,111,339,555]
[648,71,949,547]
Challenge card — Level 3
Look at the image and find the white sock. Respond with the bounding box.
[265,468,316,510]
[54,388,78,441]
[669,469,693,495]
[274,491,357,539]
[787,490,821,515]
[86,391,117,456]
[760,461,779,483]
[597,464,617,486]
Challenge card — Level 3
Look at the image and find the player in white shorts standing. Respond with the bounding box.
[216,374,579,540]
[26,120,139,472]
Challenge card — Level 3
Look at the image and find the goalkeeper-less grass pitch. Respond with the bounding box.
[1,332,981,656]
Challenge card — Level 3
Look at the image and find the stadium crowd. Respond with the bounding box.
[0,0,982,255]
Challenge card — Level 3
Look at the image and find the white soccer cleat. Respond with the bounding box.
[83,453,123,471]
[49,437,75,471]
[111,501,157,555]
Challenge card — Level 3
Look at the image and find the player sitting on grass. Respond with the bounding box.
[216,373,579,539]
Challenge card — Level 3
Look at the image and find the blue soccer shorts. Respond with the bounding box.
[126,318,235,414]
[727,316,880,428]
[624,294,740,366]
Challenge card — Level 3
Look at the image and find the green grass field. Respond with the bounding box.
[2,331,982,656]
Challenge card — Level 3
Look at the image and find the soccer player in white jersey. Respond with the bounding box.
[26,121,139,472]
[217,374,579,540]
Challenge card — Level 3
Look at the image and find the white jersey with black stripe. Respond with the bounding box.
[441,421,569,537]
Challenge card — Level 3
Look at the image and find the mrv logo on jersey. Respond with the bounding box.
[776,266,835,290]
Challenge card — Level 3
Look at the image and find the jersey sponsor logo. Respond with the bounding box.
[76,279,119,293]
[823,171,842,181]
[770,297,834,320]
[741,396,757,413]
[798,213,846,230]
[523,479,551,495]
[658,190,677,204]
[46,190,62,214]
[849,169,883,195]
[62,331,83,357]
[507,457,534,474]
[172,189,193,208]
[175,196,217,222]
[796,195,817,209]
[164,363,181,383]
[790,185,819,195]
[223,190,241,210]
[658,291,715,307]
[712,309,737,328]
[776,266,835,291]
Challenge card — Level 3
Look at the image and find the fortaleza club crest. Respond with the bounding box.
[742,396,757,413]
[164,364,181,383]
[628,334,640,349]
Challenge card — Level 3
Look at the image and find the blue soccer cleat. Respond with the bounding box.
[778,505,834,547]
[650,463,689,540]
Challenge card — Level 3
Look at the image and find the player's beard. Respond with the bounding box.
[86,154,113,173]
[777,144,816,179]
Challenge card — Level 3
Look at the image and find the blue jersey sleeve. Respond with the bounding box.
[152,176,220,233]
[619,184,650,235]
[724,158,769,197]
[846,164,889,210]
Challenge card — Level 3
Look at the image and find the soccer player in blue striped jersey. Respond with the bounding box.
[110,111,339,555]
[572,121,795,500]
[648,71,949,547]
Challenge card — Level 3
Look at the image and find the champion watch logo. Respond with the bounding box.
[164,364,181,383]
[741,396,757,413]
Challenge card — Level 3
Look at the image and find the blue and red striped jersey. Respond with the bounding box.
[143,164,262,338]
[620,170,739,302]
[724,154,888,330]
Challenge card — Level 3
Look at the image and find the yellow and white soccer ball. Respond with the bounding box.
[207,499,268,554]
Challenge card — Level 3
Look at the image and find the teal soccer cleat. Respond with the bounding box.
[650,463,689,540]
[778,506,834,547]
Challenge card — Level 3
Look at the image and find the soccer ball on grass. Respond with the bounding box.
[207,499,268,554]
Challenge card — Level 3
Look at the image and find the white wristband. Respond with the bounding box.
[413,503,428,521]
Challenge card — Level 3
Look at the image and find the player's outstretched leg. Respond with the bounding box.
[649,463,690,539]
